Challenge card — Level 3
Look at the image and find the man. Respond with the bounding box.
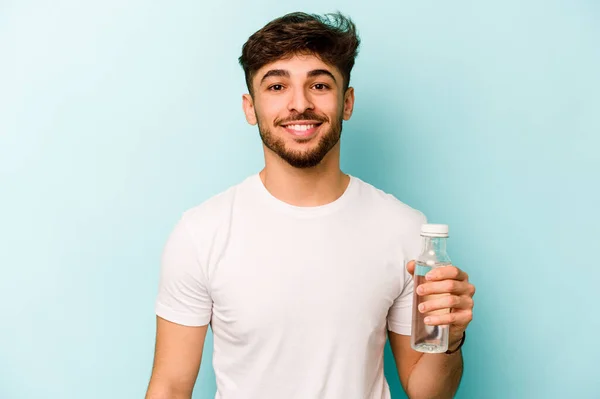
[146,11,475,399]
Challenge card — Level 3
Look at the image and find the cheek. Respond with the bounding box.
[316,94,343,116]
[255,99,285,124]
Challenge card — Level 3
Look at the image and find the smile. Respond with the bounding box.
[280,121,323,138]
[286,124,318,132]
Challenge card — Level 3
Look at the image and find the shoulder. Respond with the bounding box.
[351,176,427,229]
[178,174,255,237]
[350,176,426,270]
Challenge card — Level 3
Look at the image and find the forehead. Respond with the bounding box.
[254,54,340,81]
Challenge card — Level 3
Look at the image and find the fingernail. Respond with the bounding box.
[426,272,435,280]
[424,317,431,324]
[418,304,425,312]
[417,286,424,295]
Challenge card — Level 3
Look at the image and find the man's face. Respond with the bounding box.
[242,54,354,168]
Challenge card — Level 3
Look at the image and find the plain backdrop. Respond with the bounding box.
[1,1,599,398]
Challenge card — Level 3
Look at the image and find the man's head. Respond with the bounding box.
[239,12,360,169]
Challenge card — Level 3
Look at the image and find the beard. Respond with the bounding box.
[257,109,343,169]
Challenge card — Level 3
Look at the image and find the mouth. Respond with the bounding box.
[279,121,324,138]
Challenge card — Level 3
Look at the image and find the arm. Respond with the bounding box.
[145,317,209,399]
[388,332,463,399]
[389,261,475,399]
[147,214,214,398]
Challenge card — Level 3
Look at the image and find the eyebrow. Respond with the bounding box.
[307,69,337,83]
[260,69,338,84]
[260,69,289,84]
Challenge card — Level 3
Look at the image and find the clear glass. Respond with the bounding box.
[410,235,452,353]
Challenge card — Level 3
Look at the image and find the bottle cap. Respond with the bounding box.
[421,223,449,237]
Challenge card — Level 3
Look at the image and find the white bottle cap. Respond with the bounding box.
[421,223,449,237]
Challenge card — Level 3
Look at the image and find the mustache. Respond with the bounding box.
[275,111,328,126]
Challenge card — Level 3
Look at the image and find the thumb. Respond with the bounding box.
[406,260,416,276]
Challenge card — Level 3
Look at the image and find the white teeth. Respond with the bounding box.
[287,124,315,131]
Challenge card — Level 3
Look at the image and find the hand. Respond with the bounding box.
[407,261,476,350]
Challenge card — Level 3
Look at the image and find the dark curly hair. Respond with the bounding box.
[239,11,361,95]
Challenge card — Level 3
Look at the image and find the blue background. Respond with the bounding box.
[1,1,598,398]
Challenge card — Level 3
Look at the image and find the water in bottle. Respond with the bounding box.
[411,223,452,353]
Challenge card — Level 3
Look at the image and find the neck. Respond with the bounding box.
[259,142,349,207]
[423,237,448,254]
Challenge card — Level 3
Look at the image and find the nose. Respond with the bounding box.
[287,87,314,114]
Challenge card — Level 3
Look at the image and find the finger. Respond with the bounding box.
[418,295,473,314]
[425,265,469,282]
[424,309,473,327]
[406,260,416,276]
[417,280,472,296]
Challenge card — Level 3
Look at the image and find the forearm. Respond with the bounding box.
[405,350,463,399]
[145,381,192,399]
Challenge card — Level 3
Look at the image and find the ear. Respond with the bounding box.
[242,94,257,125]
[342,87,355,121]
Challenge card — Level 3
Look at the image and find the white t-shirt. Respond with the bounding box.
[155,173,426,399]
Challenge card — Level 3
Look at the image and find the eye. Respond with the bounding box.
[268,84,284,91]
[313,83,329,90]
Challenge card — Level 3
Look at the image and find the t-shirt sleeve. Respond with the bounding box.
[387,212,427,335]
[387,271,415,335]
[154,216,212,326]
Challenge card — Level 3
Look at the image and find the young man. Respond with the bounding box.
[146,12,475,399]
